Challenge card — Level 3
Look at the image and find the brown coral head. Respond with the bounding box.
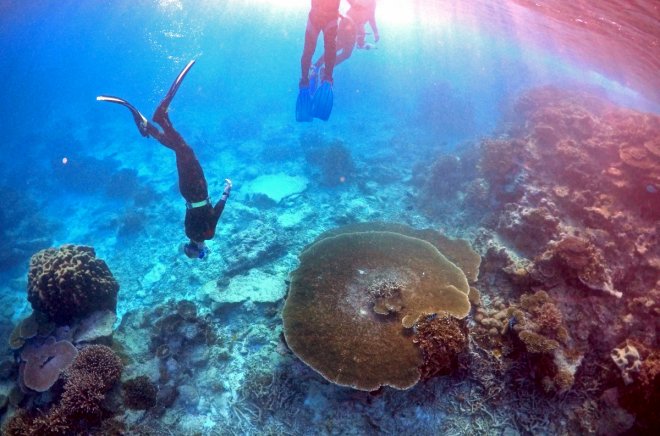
[283,227,471,391]
[27,245,119,325]
[20,337,78,392]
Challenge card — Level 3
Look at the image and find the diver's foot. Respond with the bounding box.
[319,66,333,85]
[153,104,168,126]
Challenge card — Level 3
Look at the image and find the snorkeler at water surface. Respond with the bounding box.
[312,0,380,72]
[296,0,341,122]
[97,60,231,260]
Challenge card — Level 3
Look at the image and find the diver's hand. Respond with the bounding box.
[223,178,232,197]
[374,32,380,43]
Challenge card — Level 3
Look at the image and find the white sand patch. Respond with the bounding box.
[143,262,168,288]
[244,172,308,203]
[204,269,286,304]
[276,203,313,228]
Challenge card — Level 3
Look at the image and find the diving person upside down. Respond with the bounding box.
[97,60,231,259]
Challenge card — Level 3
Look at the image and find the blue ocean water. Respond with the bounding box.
[1,0,658,434]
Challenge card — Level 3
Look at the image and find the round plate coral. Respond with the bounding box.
[283,229,472,391]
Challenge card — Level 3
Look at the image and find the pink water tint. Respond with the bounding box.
[420,0,659,102]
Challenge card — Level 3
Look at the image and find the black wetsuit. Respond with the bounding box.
[144,108,226,242]
[98,60,228,247]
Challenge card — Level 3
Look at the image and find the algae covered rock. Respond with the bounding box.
[283,223,479,391]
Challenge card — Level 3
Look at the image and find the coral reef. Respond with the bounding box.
[283,223,476,391]
[412,148,484,217]
[413,314,468,381]
[478,89,659,298]
[535,235,620,297]
[300,133,356,186]
[611,340,642,385]
[27,245,119,324]
[8,312,53,351]
[612,340,660,431]
[4,345,123,435]
[473,290,581,394]
[471,86,658,370]
[67,345,123,391]
[72,310,117,344]
[496,204,560,257]
[149,299,217,387]
[315,221,482,283]
[19,337,78,392]
[122,376,158,410]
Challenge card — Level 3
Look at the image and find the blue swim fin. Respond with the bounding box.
[311,81,333,121]
[296,87,313,122]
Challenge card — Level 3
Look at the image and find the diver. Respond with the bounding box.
[312,13,358,73]
[97,60,231,260]
[310,0,380,75]
[349,0,379,50]
[296,0,341,122]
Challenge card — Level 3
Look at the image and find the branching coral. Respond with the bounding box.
[27,245,119,324]
[122,376,158,410]
[4,345,122,435]
[283,223,478,391]
[473,290,581,394]
[67,344,123,391]
[413,314,467,381]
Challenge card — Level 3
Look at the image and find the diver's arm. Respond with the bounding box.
[213,178,232,218]
[368,11,379,42]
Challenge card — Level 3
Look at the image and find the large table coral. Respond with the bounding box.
[283,223,479,391]
[27,245,119,325]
